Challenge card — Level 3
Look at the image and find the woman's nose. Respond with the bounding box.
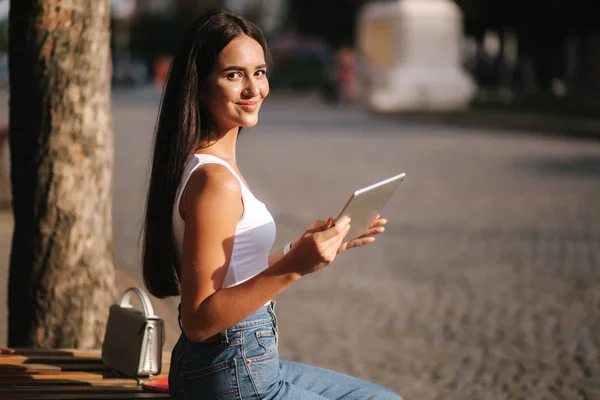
[243,78,259,97]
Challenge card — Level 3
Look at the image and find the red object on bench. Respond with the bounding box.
[143,376,169,393]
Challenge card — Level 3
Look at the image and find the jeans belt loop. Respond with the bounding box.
[269,301,278,331]
[219,329,229,344]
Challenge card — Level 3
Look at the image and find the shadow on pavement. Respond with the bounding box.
[514,155,600,178]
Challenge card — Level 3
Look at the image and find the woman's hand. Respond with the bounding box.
[288,217,352,277]
[337,215,387,253]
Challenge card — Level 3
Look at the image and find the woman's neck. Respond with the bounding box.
[196,126,239,162]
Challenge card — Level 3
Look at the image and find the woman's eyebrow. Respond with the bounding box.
[221,64,267,73]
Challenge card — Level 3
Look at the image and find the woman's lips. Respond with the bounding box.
[237,101,259,112]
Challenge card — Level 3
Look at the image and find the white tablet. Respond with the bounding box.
[334,173,405,241]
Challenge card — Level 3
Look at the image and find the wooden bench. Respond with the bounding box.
[0,348,171,400]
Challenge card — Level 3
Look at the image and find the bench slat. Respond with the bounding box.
[0,378,145,387]
[0,362,170,373]
[0,349,170,362]
[0,357,105,365]
[0,364,112,373]
[1,349,105,358]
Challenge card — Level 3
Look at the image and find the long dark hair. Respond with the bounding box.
[142,9,272,298]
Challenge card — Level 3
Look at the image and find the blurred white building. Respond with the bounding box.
[358,0,475,112]
[0,0,8,21]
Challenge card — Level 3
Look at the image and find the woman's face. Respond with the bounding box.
[203,35,269,132]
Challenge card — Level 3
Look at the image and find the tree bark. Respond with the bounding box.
[8,0,117,348]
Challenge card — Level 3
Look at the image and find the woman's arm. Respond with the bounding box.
[179,164,350,342]
[267,239,297,267]
[268,248,285,267]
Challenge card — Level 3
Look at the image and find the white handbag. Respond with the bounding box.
[101,287,164,378]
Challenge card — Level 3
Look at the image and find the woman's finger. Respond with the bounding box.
[368,218,388,228]
[311,219,327,229]
[306,218,331,234]
[316,223,352,261]
[358,226,385,238]
[321,217,350,239]
[339,236,375,253]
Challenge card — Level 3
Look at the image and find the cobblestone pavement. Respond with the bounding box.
[3,89,599,399]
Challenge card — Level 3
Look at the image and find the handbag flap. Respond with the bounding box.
[102,304,148,376]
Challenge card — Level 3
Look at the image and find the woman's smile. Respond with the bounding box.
[236,100,260,112]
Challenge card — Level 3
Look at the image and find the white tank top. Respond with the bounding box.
[172,154,276,288]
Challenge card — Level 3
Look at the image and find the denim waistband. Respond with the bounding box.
[208,300,277,345]
[178,300,277,342]
[227,300,277,331]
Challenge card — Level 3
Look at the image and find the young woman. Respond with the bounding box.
[142,9,402,400]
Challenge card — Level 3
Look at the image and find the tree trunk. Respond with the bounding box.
[8,0,117,348]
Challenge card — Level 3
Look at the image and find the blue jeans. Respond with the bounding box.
[169,302,402,400]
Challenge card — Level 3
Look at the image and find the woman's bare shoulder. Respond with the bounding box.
[182,163,242,218]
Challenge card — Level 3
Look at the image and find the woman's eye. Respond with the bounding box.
[227,72,243,80]
[255,70,267,77]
